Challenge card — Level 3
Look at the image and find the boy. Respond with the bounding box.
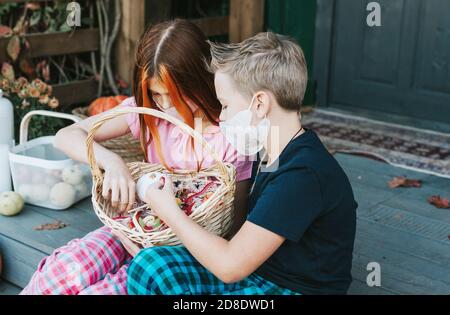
[124,32,357,295]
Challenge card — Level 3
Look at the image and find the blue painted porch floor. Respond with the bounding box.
[1,153,449,295]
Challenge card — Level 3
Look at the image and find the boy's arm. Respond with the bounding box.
[154,201,285,284]
[142,175,285,284]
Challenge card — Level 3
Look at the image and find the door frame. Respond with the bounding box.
[313,0,336,109]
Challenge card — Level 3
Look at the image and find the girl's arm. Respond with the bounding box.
[143,178,285,284]
[54,109,130,166]
[54,107,137,212]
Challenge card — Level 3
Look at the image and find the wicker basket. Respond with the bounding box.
[86,107,236,248]
[72,106,145,163]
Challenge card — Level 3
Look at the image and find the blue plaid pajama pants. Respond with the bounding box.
[126,246,301,295]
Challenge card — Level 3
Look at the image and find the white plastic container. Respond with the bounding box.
[0,89,14,192]
[9,110,92,210]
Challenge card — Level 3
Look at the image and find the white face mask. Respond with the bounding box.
[160,105,183,121]
[219,95,270,156]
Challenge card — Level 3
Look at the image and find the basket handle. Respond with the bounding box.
[86,106,231,185]
[20,110,81,145]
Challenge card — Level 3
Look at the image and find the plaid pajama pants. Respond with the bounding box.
[127,246,301,295]
[20,226,131,295]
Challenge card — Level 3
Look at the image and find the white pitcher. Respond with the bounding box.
[0,89,14,192]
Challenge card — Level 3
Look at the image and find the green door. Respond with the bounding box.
[266,0,317,105]
[315,0,450,127]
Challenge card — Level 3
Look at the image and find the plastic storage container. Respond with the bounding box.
[9,110,92,210]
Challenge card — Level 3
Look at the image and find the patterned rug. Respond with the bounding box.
[301,109,450,178]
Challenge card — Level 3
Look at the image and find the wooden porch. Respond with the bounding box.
[1,153,449,295]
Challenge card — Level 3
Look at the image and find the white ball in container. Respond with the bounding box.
[30,184,50,203]
[50,182,76,208]
[46,169,62,178]
[31,169,45,184]
[15,165,31,183]
[17,184,34,201]
[74,181,89,198]
[44,175,60,187]
[62,165,84,185]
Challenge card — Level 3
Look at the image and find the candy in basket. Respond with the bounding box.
[113,172,220,234]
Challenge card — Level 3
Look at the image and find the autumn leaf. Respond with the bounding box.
[19,58,35,77]
[7,35,21,61]
[0,25,13,37]
[1,62,15,81]
[427,195,450,209]
[388,176,422,189]
[26,2,41,11]
[34,220,68,231]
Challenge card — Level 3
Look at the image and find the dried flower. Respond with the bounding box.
[18,88,28,99]
[0,78,10,92]
[28,86,40,98]
[38,94,49,105]
[48,97,59,109]
[16,77,28,89]
[32,78,48,93]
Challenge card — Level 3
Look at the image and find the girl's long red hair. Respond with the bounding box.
[133,19,221,171]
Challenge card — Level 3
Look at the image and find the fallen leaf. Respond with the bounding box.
[388,176,422,189]
[7,35,20,61]
[427,195,450,209]
[34,220,68,231]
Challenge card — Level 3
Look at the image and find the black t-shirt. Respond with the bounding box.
[247,129,357,295]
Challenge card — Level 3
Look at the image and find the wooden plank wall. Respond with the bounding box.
[0,29,100,109]
[115,0,265,86]
[229,0,265,43]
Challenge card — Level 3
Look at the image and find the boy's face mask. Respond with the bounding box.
[219,95,270,156]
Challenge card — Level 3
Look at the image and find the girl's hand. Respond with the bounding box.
[142,176,179,219]
[112,230,141,257]
[102,155,136,214]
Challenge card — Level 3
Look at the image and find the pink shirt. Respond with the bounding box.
[121,97,252,182]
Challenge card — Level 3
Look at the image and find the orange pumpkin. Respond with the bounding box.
[88,95,128,116]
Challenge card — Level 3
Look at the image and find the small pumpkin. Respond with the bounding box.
[88,95,128,116]
[0,191,24,216]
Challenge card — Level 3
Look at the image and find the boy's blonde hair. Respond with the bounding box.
[209,32,308,111]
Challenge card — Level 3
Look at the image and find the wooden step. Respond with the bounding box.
[0,198,102,288]
[0,154,449,294]
[0,279,21,295]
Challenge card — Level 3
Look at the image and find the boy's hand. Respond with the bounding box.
[142,176,179,220]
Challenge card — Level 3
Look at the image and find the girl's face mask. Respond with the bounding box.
[219,95,270,156]
[162,106,183,121]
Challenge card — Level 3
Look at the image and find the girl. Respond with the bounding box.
[20,19,253,295]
